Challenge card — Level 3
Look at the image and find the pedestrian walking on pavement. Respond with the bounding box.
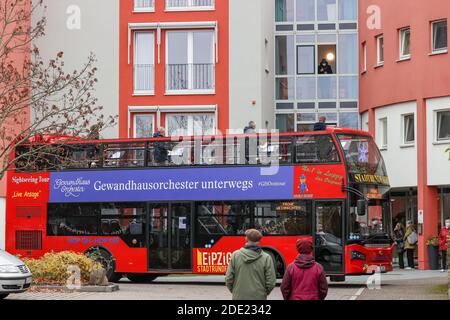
[225,229,276,300]
[439,219,449,272]
[393,223,405,269]
[280,239,328,300]
[404,221,418,269]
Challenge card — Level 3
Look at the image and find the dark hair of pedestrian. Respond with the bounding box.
[245,229,262,243]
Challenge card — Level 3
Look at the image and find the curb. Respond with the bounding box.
[32,284,119,293]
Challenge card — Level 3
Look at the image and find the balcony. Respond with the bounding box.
[166,63,215,94]
[134,0,154,12]
[166,0,215,11]
[134,64,154,94]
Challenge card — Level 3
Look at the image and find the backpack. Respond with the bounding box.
[407,231,418,245]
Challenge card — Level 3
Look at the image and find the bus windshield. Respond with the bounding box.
[349,198,392,242]
[336,134,388,177]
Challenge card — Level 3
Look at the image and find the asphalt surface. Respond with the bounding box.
[6,270,448,300]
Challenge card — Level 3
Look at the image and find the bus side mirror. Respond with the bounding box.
[357,200,367,216]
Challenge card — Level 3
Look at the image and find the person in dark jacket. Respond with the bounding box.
[318,59,333,74]
[152,127,169,165]
[393,223,405,269]
[280,239,328,300]
[243,121,256,134]
[313,116,327,131]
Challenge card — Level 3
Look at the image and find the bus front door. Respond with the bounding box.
[148,203,192,271]
[314,201,344,274]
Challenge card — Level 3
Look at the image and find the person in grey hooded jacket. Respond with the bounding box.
[225,229,276,300]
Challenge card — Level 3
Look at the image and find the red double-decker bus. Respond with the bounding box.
[5,128,393,282]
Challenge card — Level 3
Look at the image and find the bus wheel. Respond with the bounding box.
[264,250,284,279]
[85,247,122,283]
[127,274,158,283]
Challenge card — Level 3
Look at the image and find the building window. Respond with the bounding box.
[166,114,215,137]
[134,114,155,138]
[276,78,295,100]
[432,20,448,53]
[276,35,295,75]
[437,110,450,141]
[276,0,294,22]
[379,118,388,149]
[402,114,415,144]
[134,32,154,94]
[339,0,357,21]
[297,45,315,74]
[362,42,367,72]
[317,0,337,21]
[339,76,358,99]
[296,0,315,22]
[318,44,336,74]
[276,114,295,133]
[399,28,411,60]
[296,77,316,100]
[134,0,154,12]
[376,35,384,65]
[339,34,357,74]
[339,112,359,129]
[318,76,337,99]
[166,31,215,93]
[166,0,215,11]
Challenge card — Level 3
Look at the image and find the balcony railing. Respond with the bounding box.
[166,0,215,9]
[134,0,154,11]
[134,64,154,93]
[166,63,215,92]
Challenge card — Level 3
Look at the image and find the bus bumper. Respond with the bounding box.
[345,244,394,275]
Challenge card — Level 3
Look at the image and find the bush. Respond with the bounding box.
[23,251,102,285]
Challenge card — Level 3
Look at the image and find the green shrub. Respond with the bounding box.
[23,251,102,285]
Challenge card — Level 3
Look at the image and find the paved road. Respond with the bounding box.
[6,270,448,300]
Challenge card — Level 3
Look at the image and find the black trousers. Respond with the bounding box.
[406,249,415,268]
[441,250,447,270]
[397,248,405,269]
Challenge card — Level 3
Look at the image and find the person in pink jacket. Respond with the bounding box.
[439,219,449,272]
[280,239,328,300]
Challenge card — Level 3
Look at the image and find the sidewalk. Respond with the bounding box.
[355,269,448,300]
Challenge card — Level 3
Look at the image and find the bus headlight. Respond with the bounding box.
[350,251,366,261]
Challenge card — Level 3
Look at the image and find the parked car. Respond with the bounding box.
[0,250,32,299]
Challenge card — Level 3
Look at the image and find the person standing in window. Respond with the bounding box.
[318,59,333,74]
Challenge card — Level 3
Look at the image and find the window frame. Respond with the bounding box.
[431,19,448,54]
[399,27,411,60]
[133,0,155,13]
[133,31,155,96]
[296,45,316,75]
[436,109,450,142]
[379,117,388,149]
[165,0,215,12]
[165,30,216,95]
[376,35,384,66]
[402,113,415,145]
[133,114,155,138]
[165,113,216,137]
[362,41,367,73]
